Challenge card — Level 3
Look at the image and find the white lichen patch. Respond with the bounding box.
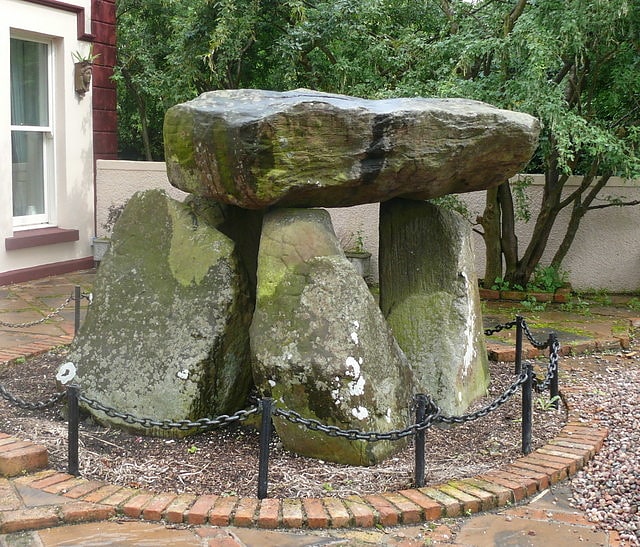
[351,406,369,420]
[56,362,77,385]
[330,376,345,405]
[345,356,360,378]
[345,356,366,396]
[385,408,392,423]
[350,320,360,345]
[460,271,478,377]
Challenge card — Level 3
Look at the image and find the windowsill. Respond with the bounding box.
[5,227,80,251]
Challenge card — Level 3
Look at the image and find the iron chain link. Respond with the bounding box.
[0,294,74,328]
[0,290,91,329]
[78,393,258,430]
[521,319,550,349]
[0,383,66,410]
[437,371,528,424]
[273,398,442,442]
[484,320,517,337]
[533,337,560,393]
[0,317,558,448]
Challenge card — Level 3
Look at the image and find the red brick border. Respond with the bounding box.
[0,419,608,531]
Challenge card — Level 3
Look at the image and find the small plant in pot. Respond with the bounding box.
[72,45,100,96]
[340,229,372,280]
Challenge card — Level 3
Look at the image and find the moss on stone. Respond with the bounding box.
[167,199,233,287]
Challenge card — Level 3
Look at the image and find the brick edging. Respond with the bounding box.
[0,418,608,532]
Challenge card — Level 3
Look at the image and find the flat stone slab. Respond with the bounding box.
[164,89,540,209]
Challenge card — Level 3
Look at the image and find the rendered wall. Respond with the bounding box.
[96,161,640,292]
[0,0,95,280]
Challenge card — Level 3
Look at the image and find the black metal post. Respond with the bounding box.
[549,333,559,410]
[257,398,273,499]
[67,384,80,476]
[74,285,81,337]
[521,361,533,455]
[414,394,427,488]
[515,315,524,375]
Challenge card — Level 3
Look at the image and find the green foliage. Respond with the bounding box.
[535,395,560,412]
[521,295,547,312]
[72,44,100,64]
[429,195,472,222]
[528,265,568,294]
[114,0,640,282]
[490,277,510,292]
[511,176,533,223]
[339,228,366,253]
[627,297,640,312]
[559,297,592,316]
[592,290,613,306]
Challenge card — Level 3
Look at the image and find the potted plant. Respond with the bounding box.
[72,45,100,96]
[341,229,372,279]
[92,204,124,264]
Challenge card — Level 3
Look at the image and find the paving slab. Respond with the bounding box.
[6,521,203,547]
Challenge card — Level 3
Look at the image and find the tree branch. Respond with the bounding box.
[587,200,640,211]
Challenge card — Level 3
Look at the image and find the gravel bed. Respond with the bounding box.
[0,349,564,499]
[566,348,640,546]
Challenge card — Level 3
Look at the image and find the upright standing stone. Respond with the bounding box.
[379,199,488,416]
[71,190,253,437]
[250,208,414,465]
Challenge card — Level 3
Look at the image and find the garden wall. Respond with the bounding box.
[96,161,640,292]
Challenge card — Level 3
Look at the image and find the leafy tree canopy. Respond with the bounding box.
[115,0,639,284]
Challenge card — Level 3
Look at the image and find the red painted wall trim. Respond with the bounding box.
[21,0,95,41]
[0,257,95,286]
[5,228,80,251]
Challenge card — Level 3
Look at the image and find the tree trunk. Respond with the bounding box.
[551,173,612,267]
[123,68,153,161]
[479,186,502,286]
[506,153,565,287]
[498,183,518,279]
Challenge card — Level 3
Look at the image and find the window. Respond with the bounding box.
[10,36,54,228]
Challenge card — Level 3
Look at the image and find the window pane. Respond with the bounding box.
[10,38,49,127]
[12,131,45,217]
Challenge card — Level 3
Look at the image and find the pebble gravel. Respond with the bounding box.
[567,351,640,546]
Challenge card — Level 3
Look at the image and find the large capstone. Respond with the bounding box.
[70,189,253,437]
[250,208,414,465]
[164,88,540,209]
[379,199,489,416]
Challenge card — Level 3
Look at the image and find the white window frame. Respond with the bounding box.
[10,33,56,230]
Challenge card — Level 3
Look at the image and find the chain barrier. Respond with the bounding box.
[0,315,560,497]
[521,319,550,349]
[484,320,517,337]
[0,290,92,329]
[0,383,66,410]
[437,371,529,425]
[1,318,540,438]
[273,397,442,443]
[78,393,258,430]
[0,294,74,328]
[533,336,560,393]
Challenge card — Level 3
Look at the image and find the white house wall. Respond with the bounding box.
[95,161,640,292]
[1,0,94,277]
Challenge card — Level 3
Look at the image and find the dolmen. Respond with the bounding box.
[72,89,539,465]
